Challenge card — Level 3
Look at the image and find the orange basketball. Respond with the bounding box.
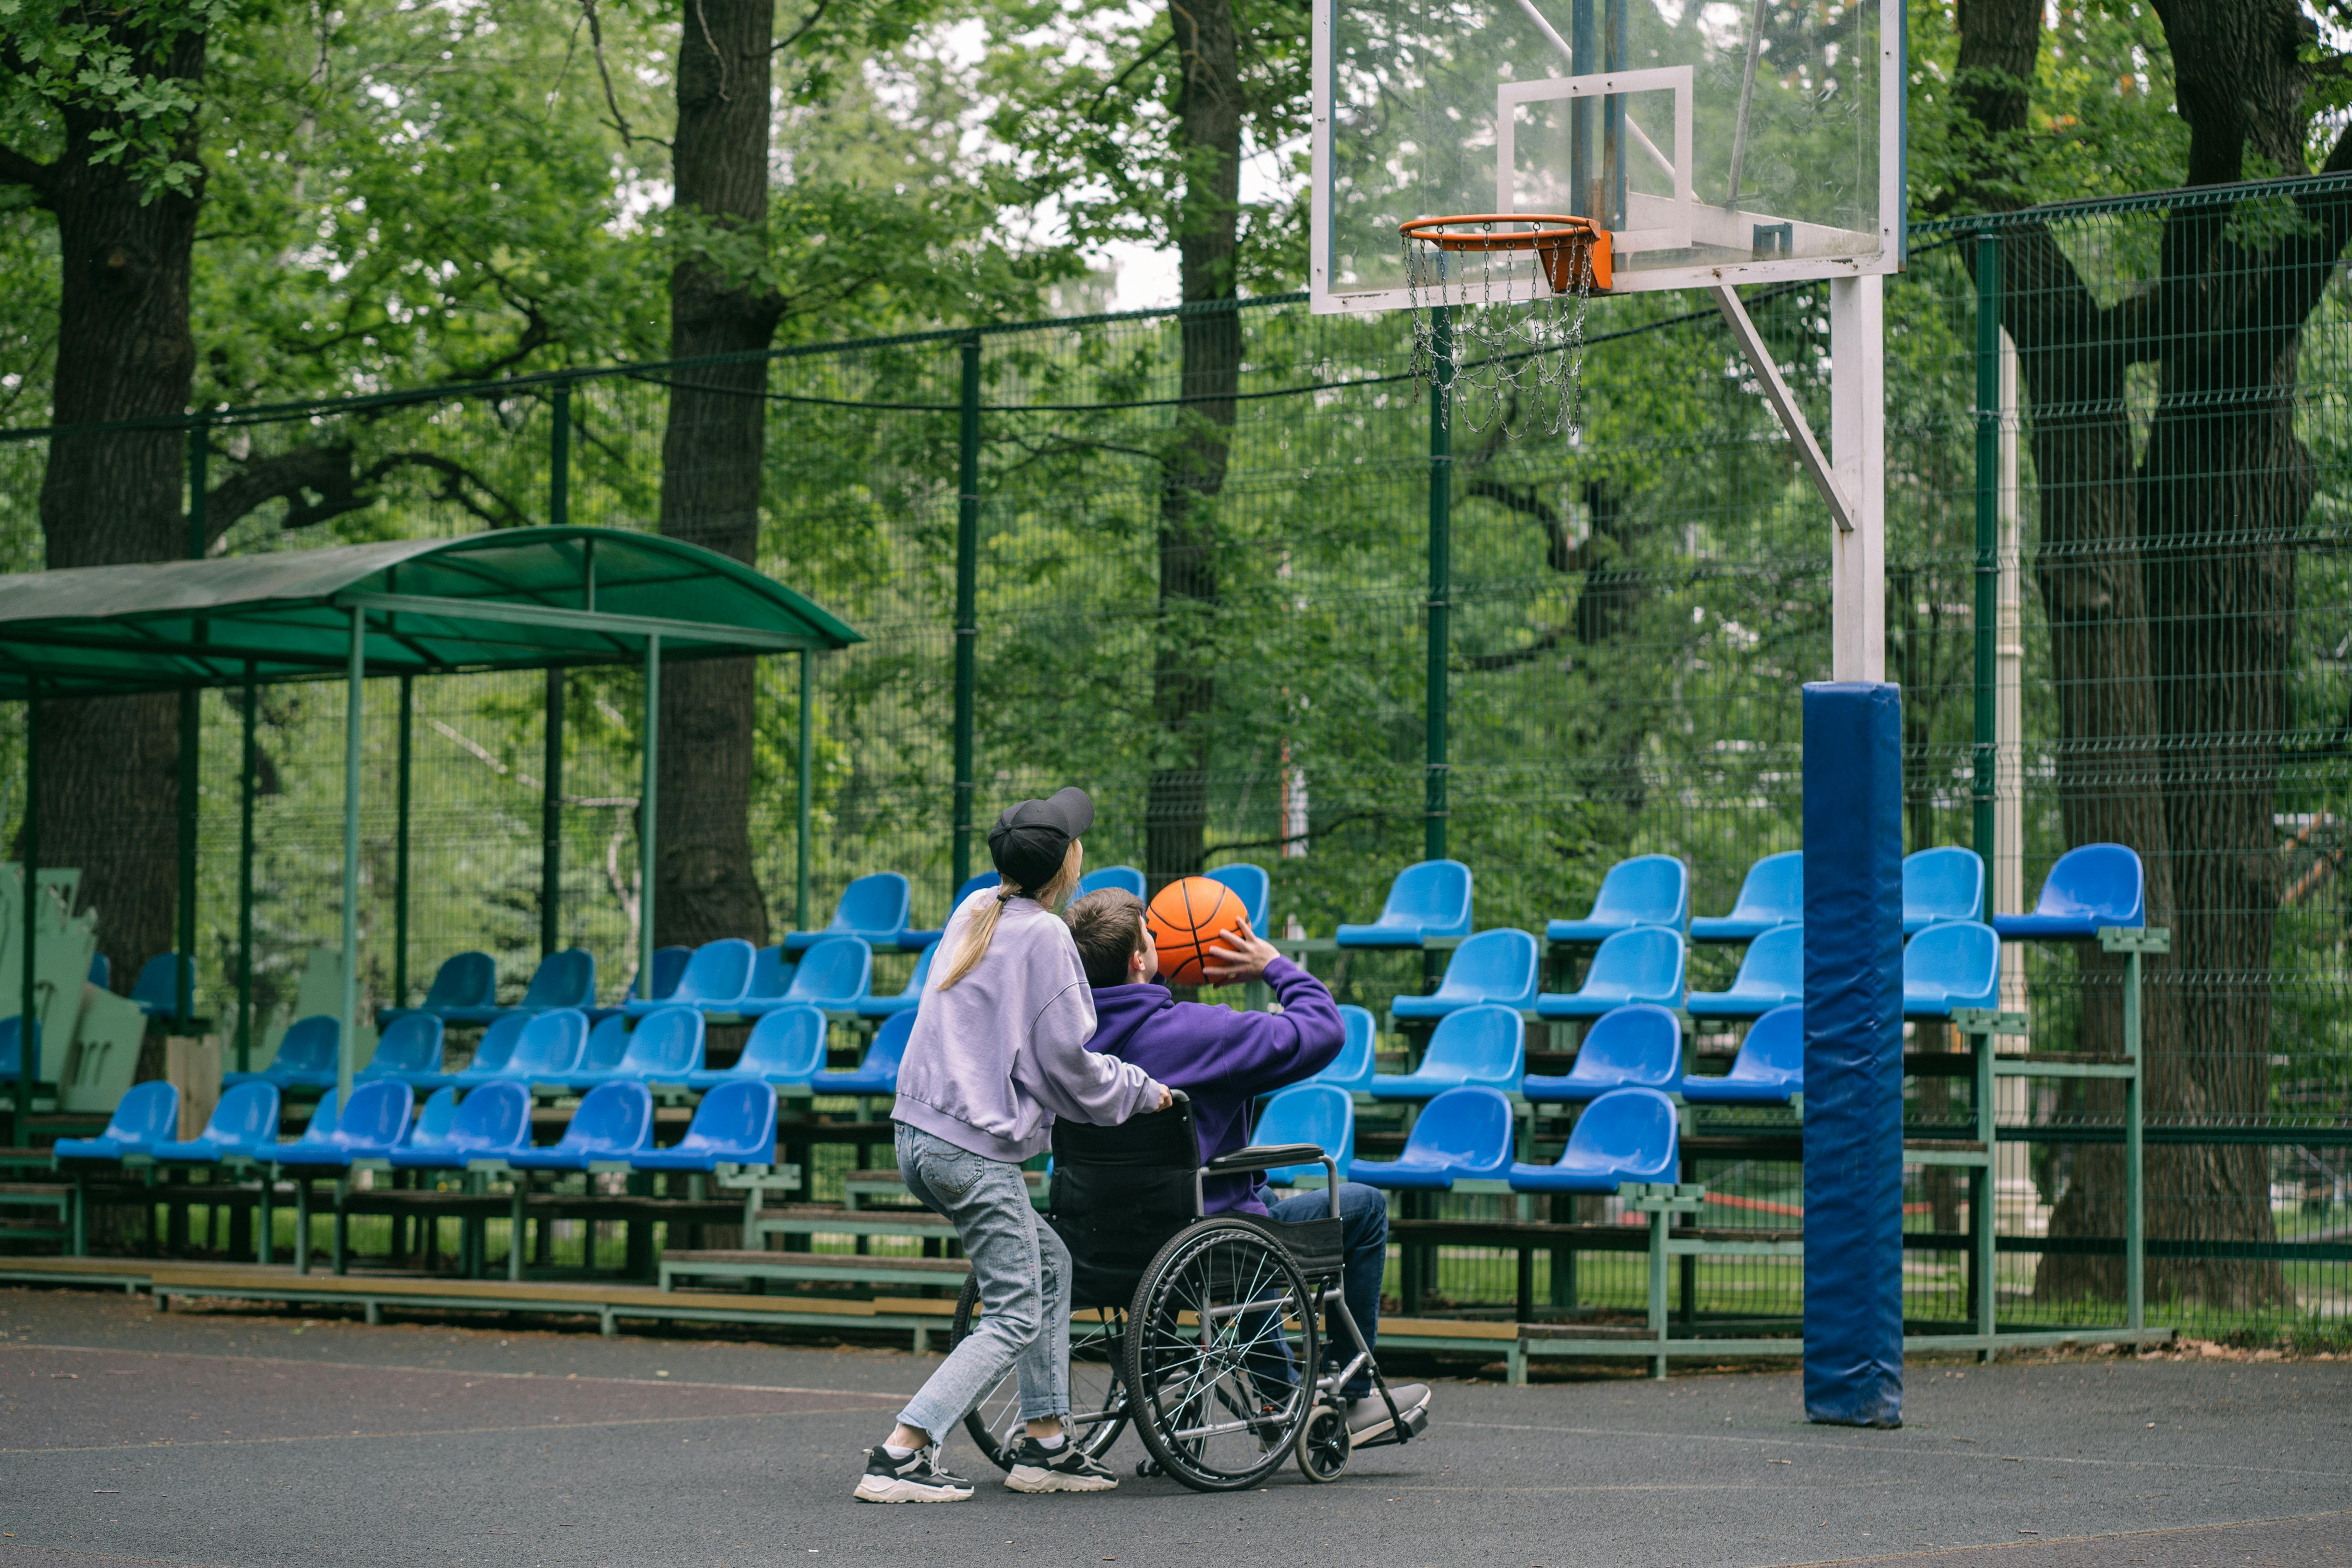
[1146,877,1249,986]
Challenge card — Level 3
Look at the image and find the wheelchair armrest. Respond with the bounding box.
[1206,1143,1325,1175]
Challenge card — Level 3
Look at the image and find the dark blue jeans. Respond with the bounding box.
[1268,1181,1388,1399]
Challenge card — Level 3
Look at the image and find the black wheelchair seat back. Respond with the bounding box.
[1048,1099,1203,1310]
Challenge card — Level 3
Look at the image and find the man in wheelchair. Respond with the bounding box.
[1065,890,1434,1448]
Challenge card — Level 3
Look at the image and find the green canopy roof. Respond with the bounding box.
[0,526,862,697]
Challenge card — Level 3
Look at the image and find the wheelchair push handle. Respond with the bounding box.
[1198,1144,1344,1219]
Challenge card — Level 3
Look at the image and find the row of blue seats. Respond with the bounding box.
[53,1077,777,1174]
[231,1006,916,1099]
[1249,1080,1678,1196]
[1336,842,2146,949]
[1374,916,2011,1023]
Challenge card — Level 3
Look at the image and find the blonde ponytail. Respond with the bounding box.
[937,841,1085,990]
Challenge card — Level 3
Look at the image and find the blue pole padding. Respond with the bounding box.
[1801,680,1905,1427]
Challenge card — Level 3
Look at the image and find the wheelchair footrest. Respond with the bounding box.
[1352,1401,1429,1451]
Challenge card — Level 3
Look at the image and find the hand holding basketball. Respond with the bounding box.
[1198,919,1277,985]
[1145,876,1250,986]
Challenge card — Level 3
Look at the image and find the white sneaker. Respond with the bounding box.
[1002,1436,1119,1493]
[854,1444,976,1503]
[1346,1383,1431,1441]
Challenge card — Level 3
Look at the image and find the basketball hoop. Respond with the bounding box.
[1400,215,1613,438]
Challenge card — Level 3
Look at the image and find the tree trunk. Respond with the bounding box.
[1145,0,1244,896]
[655,0,781,948]
[21,27,206,992]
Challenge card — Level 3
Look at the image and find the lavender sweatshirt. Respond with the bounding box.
[1084,957,1345,1214]
[890,888,1167,1163]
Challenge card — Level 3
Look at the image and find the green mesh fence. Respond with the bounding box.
[2,176,2348,1345]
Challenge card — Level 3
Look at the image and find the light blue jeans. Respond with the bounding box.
[893,1123,1071,1439]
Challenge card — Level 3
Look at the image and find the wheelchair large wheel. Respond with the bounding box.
[949,1272,1130,1471]
[1122,1217,1319,1493]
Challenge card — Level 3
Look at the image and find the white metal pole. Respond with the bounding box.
[1996,328,2027,1009]
[1829,275,1885,683]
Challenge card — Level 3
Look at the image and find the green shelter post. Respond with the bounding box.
[1425,307,1453,863]
[15,685,36,1144]
[339,608,365,1105]
[178,419,207,1029]
[394,674,413,1006]
[1971,234,2001,867]
[544,384,571,959]
[640,635,660,999]
[237,667,256,1074]
[796,649,813,929]
[952,333,981,891]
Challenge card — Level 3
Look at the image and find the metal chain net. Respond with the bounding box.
[1403,219,1595,439]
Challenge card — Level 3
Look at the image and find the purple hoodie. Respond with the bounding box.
[1084,956,1345,1215]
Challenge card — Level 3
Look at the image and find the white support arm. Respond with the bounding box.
[1709,284,1856,533]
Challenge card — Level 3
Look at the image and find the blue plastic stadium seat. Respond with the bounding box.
[1336,860,1473,949]
[358,1013,446,1086]
[1255,1084,1355,1185]
[685,1004,829,1093]
[438,1012,525,1089]
[456,1009,587,1088]
[779,936,872,1012]
[222,1015,340,1093]
[267,1090,337,1159]
[1075,866,1146,899]
[903,873,1002,948]
[625,938,754,1017]
[385,952,497,1024]
[1992,843,2146,941]
[1368,1003,1525,1100]
[576,1013,629,1077]
[1680,1004,1804,1106]
[855,940,937,1021]
[1506,1087,1680,1194]
[563,1006,704,1090]
[388,1082,532,1171]
[1534,925,1686,1019]
[1350,1085,1515,1191]
[632,1081,779,1173]
[128,954,195,1019]
[400,1086,460,1150]
[1205,864,1271,933]
[143,1081,281,1164]
[507,1081,653,1172]
[810,1008,914,1097]
[0,1018,32,1081]
[784,872,914,955]
[1690,851,1803,943]
[1685,924,1803,1020]
[274,1080,413,1167]
[1904,847,1986,935]
[53,1081,181,1161]
[442,948,597,1026]
[1522,1003,1682,1103]
[734,946,799,1016]
[88,955,109,989]
[627,945,693,1004]
[1902,920,2001,1019]
[1390,929,1540,1021]
[1546,855,1691,945]
[1303,1005,1378,1094]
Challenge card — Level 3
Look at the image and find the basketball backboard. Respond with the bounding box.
[1312,0,1903,310]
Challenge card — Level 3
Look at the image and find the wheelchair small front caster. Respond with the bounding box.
[1136,1458,1162,1478]
[1294,1402,1350,1482]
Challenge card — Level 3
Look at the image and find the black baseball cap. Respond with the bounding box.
[987,786,1094,893]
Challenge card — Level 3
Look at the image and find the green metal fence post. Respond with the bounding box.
[178,419,207,1030]
[796,648,813,929]
[339,609,365,1105]
[641,635,661,997]
[1972,233,2001,866]
[237,666,256,1073]
[394,674,413,1006]
[543,668,564,958]
[952,332,982,892]
[2124,948,2145,1331]
[1426,307,1453,864]
[15,684,36,1145]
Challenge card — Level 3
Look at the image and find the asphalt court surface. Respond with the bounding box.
[1,1288,2345,1567]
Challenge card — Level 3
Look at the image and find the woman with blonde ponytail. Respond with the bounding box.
[854,787,1170,1505]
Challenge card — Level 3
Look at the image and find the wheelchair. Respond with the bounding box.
[949,1091,1426,1491]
